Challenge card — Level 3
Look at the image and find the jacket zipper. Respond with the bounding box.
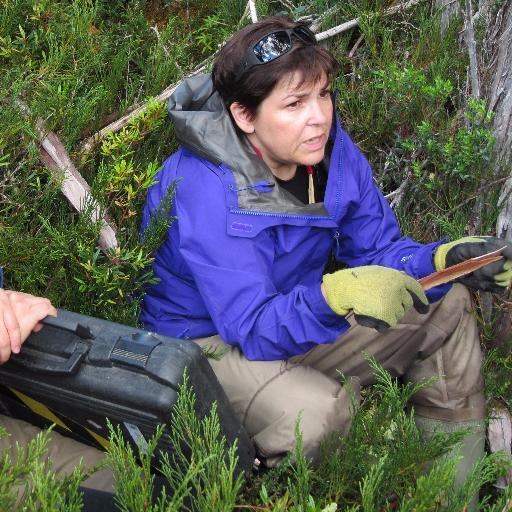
[229,208,332,221]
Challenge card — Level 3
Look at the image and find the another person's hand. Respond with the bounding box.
[0,290,57,364]
[322,265,429,332]
[434,236,512,293]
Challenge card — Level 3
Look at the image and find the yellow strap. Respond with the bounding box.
[10,388,71,431]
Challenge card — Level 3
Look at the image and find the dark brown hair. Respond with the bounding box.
[212,17,339,117]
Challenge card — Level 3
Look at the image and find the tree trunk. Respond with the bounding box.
[480,0,512,345]
[481,0,512,221]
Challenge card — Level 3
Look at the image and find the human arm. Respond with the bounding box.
[0,289,57,364]
[332,133,450,302]
[321,265,429,332]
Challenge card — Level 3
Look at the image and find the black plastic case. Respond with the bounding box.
[0,309,254,473]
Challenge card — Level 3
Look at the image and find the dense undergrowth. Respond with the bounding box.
[1,0,511,509]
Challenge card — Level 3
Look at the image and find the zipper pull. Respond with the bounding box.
[334,230,340,253]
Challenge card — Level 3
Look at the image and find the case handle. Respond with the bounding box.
[42,315,95,340]
[11,343,89,375]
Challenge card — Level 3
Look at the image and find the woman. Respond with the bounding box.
[140,16,511,482]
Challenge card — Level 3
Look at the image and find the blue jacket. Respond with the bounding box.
[140,74,449,361]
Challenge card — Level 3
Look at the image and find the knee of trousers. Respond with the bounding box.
[407,284,485,421]
[243,363,361,466]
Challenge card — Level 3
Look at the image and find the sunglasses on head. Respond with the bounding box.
[234,25,317,81]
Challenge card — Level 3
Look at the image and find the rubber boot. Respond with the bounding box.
[414,416,486,512]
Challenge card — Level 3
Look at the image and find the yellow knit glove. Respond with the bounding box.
[322,266,429,332]
[435,236,512,292]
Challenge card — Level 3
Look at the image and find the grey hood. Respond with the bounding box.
[168,73,330,216]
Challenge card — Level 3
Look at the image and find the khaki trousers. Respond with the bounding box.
[194,284,485,466]
[0,414,113,493]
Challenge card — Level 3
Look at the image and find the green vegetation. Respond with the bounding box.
[1,0,511,509]
[1,362,511,510]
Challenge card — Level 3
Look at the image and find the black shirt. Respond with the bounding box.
[275,159,328,204]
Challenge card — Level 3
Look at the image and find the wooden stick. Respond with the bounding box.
[81,64,208,154]
[16,101,118,253]
[488,405,512,489]
[248,0,258,23]
[80,2,256,155]
[315,0,424,41]
[310,4,342,32]
[348,33,365,59]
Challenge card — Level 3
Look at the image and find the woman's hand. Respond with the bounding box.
[322,266,430,332]
[0,289,57,364]
[434,236,512,293]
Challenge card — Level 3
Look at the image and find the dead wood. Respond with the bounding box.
[16,101,118,252]
[80,63,208,154]
[488,405,512,488]
[464,0,481,99]
[315,0,425,41]
[249,0,258,23]
[480,0,512,343]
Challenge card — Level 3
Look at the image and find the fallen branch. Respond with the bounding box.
[452,175,511,210]
[310,4,342,32]
[249,0,258,23]
[80,2,256,155]
[315,0,424,41]
[16,101,118,253]
[385,167,415,210]
[81,63,207,154]
[348,34,365,59]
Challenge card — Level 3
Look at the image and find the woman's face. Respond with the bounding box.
[231,71,333,180]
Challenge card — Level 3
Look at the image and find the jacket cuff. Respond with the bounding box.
[410,240,444,278]
[305,284,351,329]
[410,241,451,302]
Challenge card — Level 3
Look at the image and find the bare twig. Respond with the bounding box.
[278,0,296,14]
[310,4,342,32]
[348,34,365,59]
[388,170,413,210]
[385,155,427,209]
[249,0,258,23]
[81,4,255,155]
[315,17,359,41]
[472,0,494,24]
[16,101,118,252]
[436,0,459,36]
[150,25,170,58]
[81,62,208,154]
[315,0,424,41]
[454,175,511,210]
